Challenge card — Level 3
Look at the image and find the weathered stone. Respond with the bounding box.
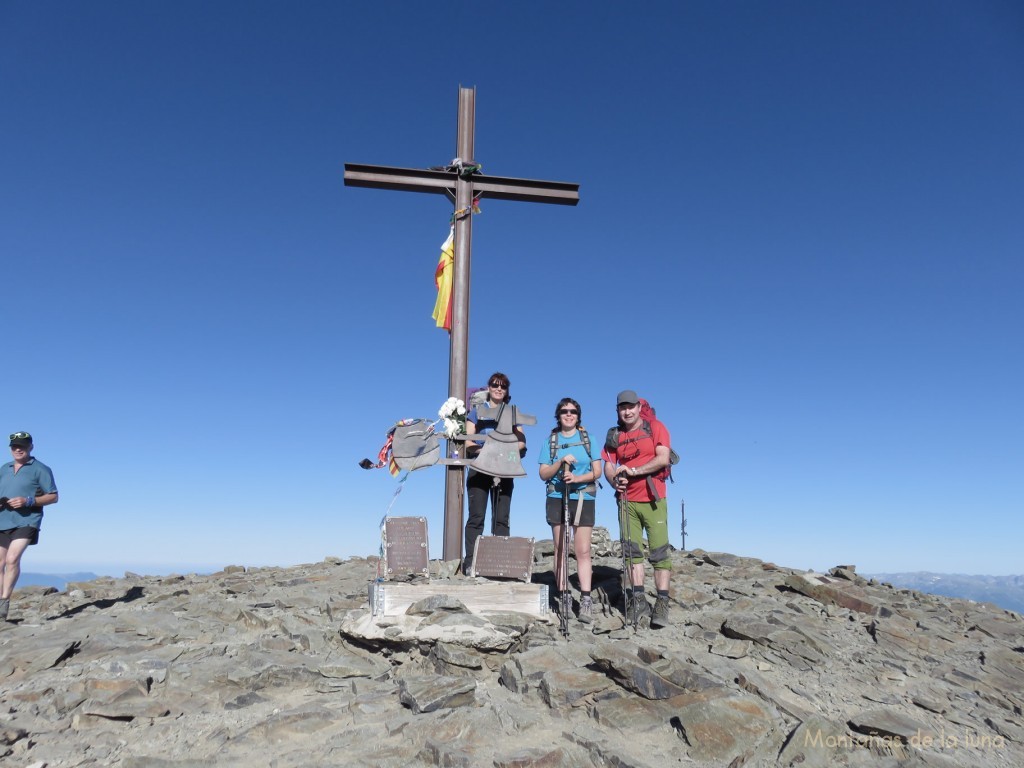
[589,642,686,699]
[708,636,751,658]
[499,644,588,694]
[848,707,933,743]
[492,747,577,768]
[398,675,476,713]
[224,691,268,710]
[648,652,724,692]
[318,651,390,679]
[778,715,852,767]
[785,572,879,615]
[721,615,777,644]
[538,666,613,708]
[407,594,470,615]
[668,692,776,763]
[591,694,670,731]
[3,549,1024,768]
[430,642,484,673]
[482,611,534,634]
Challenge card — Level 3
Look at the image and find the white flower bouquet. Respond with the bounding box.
[437,397,467,439]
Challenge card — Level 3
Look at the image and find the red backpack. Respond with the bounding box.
[604,398,679,499]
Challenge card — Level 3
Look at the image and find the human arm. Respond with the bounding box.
[8,491,58,509]
[464,418,479,456]
[620,445,670,480]
[515,425,527,459]
[538,442,579,483]
[603,459,627,492]
[538,454,567,482]
[565,457,602,487]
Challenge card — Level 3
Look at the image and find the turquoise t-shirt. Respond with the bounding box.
[0,457,58,530]
[538,429,598,500]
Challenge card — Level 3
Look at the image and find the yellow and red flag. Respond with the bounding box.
[432,228,455,332]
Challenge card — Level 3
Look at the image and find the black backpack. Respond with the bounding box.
[546,427,597,496]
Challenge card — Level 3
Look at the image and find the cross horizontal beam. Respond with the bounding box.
[344,163,580,206]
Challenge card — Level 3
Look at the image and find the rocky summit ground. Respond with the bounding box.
[1,529,1022,768]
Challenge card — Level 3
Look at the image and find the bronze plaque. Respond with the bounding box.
[471,536,534,581]
[383,517,429,579]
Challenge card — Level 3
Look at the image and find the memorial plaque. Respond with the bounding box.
[470,536,535,582]
[382,516,429,579]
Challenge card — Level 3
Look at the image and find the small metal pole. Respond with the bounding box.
[680,498,687,551]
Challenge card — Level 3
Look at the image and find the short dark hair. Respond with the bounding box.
[487,372,511,403]
[554,397,582,425]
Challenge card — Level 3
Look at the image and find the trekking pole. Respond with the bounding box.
[559,460,571,639]
[489,478,500,535]
[617,472,638,631]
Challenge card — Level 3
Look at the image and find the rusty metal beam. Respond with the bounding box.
[343,164,453,196]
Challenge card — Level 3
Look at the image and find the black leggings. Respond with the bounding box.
[464,470,514,563]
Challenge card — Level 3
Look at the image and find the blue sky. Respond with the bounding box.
[3,2,1021,577]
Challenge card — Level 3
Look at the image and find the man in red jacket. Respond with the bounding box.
[602,391,672,628]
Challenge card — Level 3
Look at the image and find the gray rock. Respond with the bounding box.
[588,642,686,699]
[668,691,777,763]
[398,675,476,713]
[848,707,933,743]
[1,550,1022,768]
[406,594,470,615]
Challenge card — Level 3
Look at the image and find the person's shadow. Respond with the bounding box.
[47,585,146,620]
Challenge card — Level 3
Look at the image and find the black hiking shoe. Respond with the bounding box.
[650,596,670,628]
[625,593,651,625]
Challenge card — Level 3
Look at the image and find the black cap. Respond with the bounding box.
[616,390,639,406]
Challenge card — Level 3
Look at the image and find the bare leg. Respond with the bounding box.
[573,526,592,592]
[1,538,31,599]
[0,544,7,599]
[654,568,670,593]
[631,563,645,591]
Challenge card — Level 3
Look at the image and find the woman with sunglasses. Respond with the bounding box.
[538,398,602,623]
[463,372,525,575]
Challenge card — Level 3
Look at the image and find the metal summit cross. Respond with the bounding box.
[345,86,579,562]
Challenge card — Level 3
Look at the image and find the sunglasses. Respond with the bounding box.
[488,382,507,389]
[558,409,579,415]
[10,432,31,441]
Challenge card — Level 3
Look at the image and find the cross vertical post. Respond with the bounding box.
[345,86,579,562]
[445,87,474,561]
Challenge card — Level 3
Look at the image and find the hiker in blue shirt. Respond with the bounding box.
[0,431,59,622]
[538,398,601,624]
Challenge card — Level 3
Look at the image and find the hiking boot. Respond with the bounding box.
[650,596,670,628]
[625,593,651,625]
[578,595,593,624]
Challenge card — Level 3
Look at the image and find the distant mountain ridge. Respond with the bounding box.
[867,571,1024,614]
[22,570,1024,613]
[19,572,99,591]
